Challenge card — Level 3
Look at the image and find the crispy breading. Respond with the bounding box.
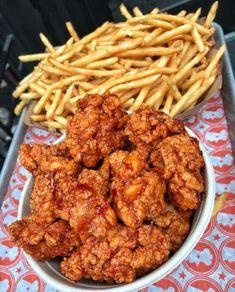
[125,107,185,156]
[154,204,192,252]
[7,219,80,261]
[20,143,79,176]
[61,225,169,283]
[54,163,116,241]
[65,93,128,167]
[150,134,204,210]
[29,174,56,223]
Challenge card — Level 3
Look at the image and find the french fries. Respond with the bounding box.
[14,1,223,132]
[212,193,228,217]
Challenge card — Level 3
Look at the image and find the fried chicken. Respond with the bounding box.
[29,174,56,223]
[20,143,79,176]
[154,204,192,252]
[65,93,128,167]
[109,150,165,227]
[150,134,204,179]
[150,134,204,210]
[125,107,185,156]
[61,225,169,283]
[54,161,116,241]
[109,150,148,180]
[8,95,205,284]
[7,219,80,261]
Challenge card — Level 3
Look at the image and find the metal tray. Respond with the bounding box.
[0,23,235,205]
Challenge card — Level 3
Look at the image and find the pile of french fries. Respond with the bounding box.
[13,1,224,132]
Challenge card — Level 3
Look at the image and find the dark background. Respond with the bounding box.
[0,0,234,75]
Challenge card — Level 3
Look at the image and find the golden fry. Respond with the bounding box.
[205,45,225,78]
[66,22,79,42]
[55,84,74,115]
[31,114,46,122]
[39,33,55,53]
[117,46,181,57]
[120,3,132,19]
[46,89,62,119]
[19,53,49,62]
[162,75,182,101]
[191,25,204,52]
[151,24,192,45]
[14,99,27,116]
[204,1,218,28]
[212,192,227,217]
[20,92,41,100]
[133,6,143,17]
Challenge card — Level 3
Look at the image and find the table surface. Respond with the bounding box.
[0,91,235,292]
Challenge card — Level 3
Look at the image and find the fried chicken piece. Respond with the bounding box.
[61,225,169,283]
[169,168,204,210]
[65,93,128,167]
[20,143,79,176]
[154,204,192,252]
[150,134,204,210]
[109,150,165,227]
[54,162,116,241]
[111,171,166,227]
[7,219,80,261]
[131,225,169,276]
[150,134,204,179]
[125,107,185,156]
[29,174,56,223]
[109,150,148,180]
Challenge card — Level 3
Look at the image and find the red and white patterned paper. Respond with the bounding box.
[0,92,235,292]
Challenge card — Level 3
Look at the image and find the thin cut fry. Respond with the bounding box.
[110,68,177,93]
[66,22,79,42]
[204,1,218,28]
[13,71,43,98]
[119,88,139,103]
[34,89,52,114]
[19,53,50,62]
[43,121,66,130]
[150,14,210,35]
[150,8,159,14]
[133,7,143,17]
[54,115,68,126]
[162,75,182,101]
[14,99,27,116]
[169,80,202,116]
[123,98,134,109]
[29,83,46,95]
[212,192,228,217]
[120,4,132,19]
[163,93,173,114]
[55,84,74,115]
[39,33,55,53]
[205,45,225,78]
[177,10,187,17]
[86,57,118,69]
[31,114,46,122]
[71,39,141,67]
[151,24,192,45]
[46,89,62,118]
[181,71,205,90]
[190,8,201,22]
[191,25,204,52]
[117,46,181,57]
[20,92,41,100]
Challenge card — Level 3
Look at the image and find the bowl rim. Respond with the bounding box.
[17,127,215,292]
